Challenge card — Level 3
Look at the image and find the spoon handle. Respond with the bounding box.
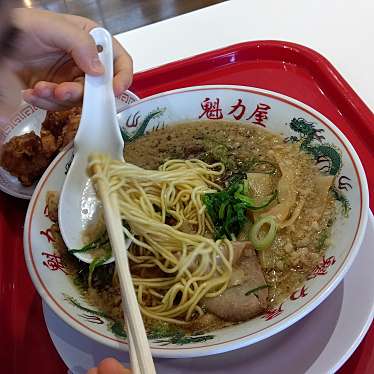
[58,27,126,256]
[75,27,124,160]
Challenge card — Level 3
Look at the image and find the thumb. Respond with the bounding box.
[96,358,131,374]
[45,14,105,75]
[70,31,105,76]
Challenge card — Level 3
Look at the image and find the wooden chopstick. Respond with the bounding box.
[127,328,141,374]
[95,172,156,374]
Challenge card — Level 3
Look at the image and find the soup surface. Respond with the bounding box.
[47,121,336,335]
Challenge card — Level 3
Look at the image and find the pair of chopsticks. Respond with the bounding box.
[95,171,156,374]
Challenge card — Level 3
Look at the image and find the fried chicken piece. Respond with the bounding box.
[0,107,82,186]
[40,107,81,157]
[40,127,61,159]
[60,108,80,147]
[0,131,51,186]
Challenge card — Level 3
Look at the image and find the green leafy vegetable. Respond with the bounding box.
[245,284,269,296]
[147,322,215,346]
[110,320,127,338]
[69,232,109,253]
[234,189,277,210]
[203,178,246,239]
[249,216,277,250]
[154,333,215,346]
[147,323,181,340]
[203,177,277,239]
[88,252,112,287]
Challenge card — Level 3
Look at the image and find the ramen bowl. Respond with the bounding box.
[24,85,369,358]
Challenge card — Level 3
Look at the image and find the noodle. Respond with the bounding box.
[88,153,234,324]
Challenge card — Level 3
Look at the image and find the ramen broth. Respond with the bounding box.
[50,121,336,333]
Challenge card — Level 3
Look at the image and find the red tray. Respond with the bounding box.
[1,41,373,374]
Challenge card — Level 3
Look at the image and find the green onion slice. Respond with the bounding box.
[245,284,269,296]
[69,233,109,253]
[88,252,112,287]
[250,215,277,250]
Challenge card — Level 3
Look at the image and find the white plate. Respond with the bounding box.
[0,91,139,199]
[43,213,374,374]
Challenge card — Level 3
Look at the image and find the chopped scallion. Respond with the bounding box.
[245,284,269,296]
[88,252,112,287]
[69,232,109,253]
[249,216,277,250]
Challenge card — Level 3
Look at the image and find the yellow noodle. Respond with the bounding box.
[88,153,233,324]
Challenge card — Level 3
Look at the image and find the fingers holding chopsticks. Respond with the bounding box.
[87,357,132,374]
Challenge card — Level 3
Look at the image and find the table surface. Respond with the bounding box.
[113,0,373,372]
[115,0,374,112]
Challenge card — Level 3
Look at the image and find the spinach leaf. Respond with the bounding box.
[203,178,276,240]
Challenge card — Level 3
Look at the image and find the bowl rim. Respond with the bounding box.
[23,85,369,358]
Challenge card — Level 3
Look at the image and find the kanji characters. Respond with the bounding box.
[198,97,271,126]
[40,228,56,243]
[42,252,68,274]
[261,304,284,321]
[290,286,308,301]
[246,103,271,127]
[199,98,223,120]
[227,98,246,120]
[307,255,336,280]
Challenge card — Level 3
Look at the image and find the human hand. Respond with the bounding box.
[87,358,131,374]
[10,8,133,111]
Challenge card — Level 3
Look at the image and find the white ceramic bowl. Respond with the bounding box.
[24,85,369,358]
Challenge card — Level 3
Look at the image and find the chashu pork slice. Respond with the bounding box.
[203,242,268,322]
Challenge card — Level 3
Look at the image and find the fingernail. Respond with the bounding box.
[91,57,104,73]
